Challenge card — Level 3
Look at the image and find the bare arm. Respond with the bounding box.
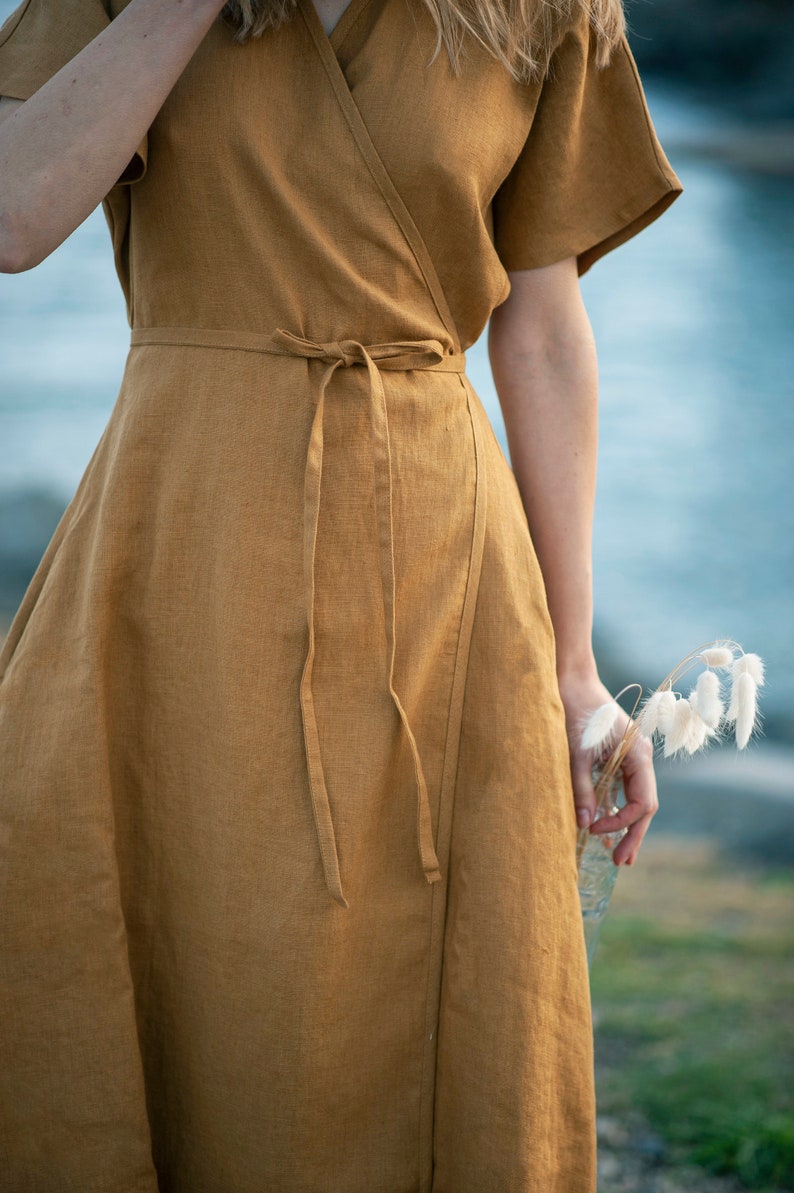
[489,259,658,865]
[0,0,225,273]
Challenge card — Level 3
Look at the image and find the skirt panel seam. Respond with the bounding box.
[416,373,488,1192]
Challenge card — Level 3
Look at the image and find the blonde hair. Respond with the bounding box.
[220,0,625,81]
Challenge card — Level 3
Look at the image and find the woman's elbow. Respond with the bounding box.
[0,210,44,273]
[490,260,592,360]
[0,244,33,274]
[0,241,26,275]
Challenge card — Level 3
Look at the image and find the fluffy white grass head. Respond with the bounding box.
[656,690,678,735]
[663,698,694,758]
[639,689,678,739]
[683,704,710,753]
[580,701,622,752]
[639,691,663,738]
[732,673,759,749]
[694,669,724,730]
[733,653,765,687]
[698,646,735,669]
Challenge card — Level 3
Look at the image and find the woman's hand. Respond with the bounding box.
[558,670,659,867]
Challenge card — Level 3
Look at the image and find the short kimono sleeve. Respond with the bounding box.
[0,0,147,184]
[492,17,682,276]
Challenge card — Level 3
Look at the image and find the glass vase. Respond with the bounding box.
[577,774,627,969]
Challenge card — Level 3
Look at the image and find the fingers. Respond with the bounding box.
[571,750,597,829]
[612,812,655,867]
[589,735,659,866]
[559,676,660,866]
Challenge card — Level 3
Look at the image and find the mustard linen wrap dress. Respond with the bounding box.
[0,0,681,1187]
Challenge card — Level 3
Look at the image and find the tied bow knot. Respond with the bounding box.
[270,328,450,372]
[270,326,464,909]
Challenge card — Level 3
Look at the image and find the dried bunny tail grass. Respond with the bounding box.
[586,641,763,808]
[683,705,710,754]
[694,669,724,730]
[698,645,735,669]
[656,689,678,735]
[663,697,693,758]
[221,0,626,81]
[639,688,677,738]
[730,672,760,748]
[733,652,766,687]
[580,700,622,751]
[638,690,663,738]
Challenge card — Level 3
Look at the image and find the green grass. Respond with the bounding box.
[590,837,794,1191]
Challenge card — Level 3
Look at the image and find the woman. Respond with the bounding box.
[0,0,680,1187]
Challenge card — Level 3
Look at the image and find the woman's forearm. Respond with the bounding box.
[488,259,600,685]
[0,0,224,273]
[490,260,659,860]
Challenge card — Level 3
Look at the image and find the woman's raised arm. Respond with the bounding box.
[0,0,225,273]
[489,259,658,865]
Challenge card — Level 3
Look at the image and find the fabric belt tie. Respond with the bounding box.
[269,328,466,910]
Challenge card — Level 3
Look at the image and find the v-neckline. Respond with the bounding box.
[296,0,462,352]
[302,0,374,54]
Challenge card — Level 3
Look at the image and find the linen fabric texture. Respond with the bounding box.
[0,0,681,1189]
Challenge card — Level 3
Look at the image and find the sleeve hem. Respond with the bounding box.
[114,138,149,187]
[576,180,681,275]
[0,0,33,56]
[498,173,683,276]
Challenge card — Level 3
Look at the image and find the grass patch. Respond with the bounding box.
[591,836,794,1191]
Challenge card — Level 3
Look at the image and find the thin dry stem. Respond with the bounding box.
[657,639,743,696]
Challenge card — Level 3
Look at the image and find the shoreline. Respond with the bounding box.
[662,123,794,177]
